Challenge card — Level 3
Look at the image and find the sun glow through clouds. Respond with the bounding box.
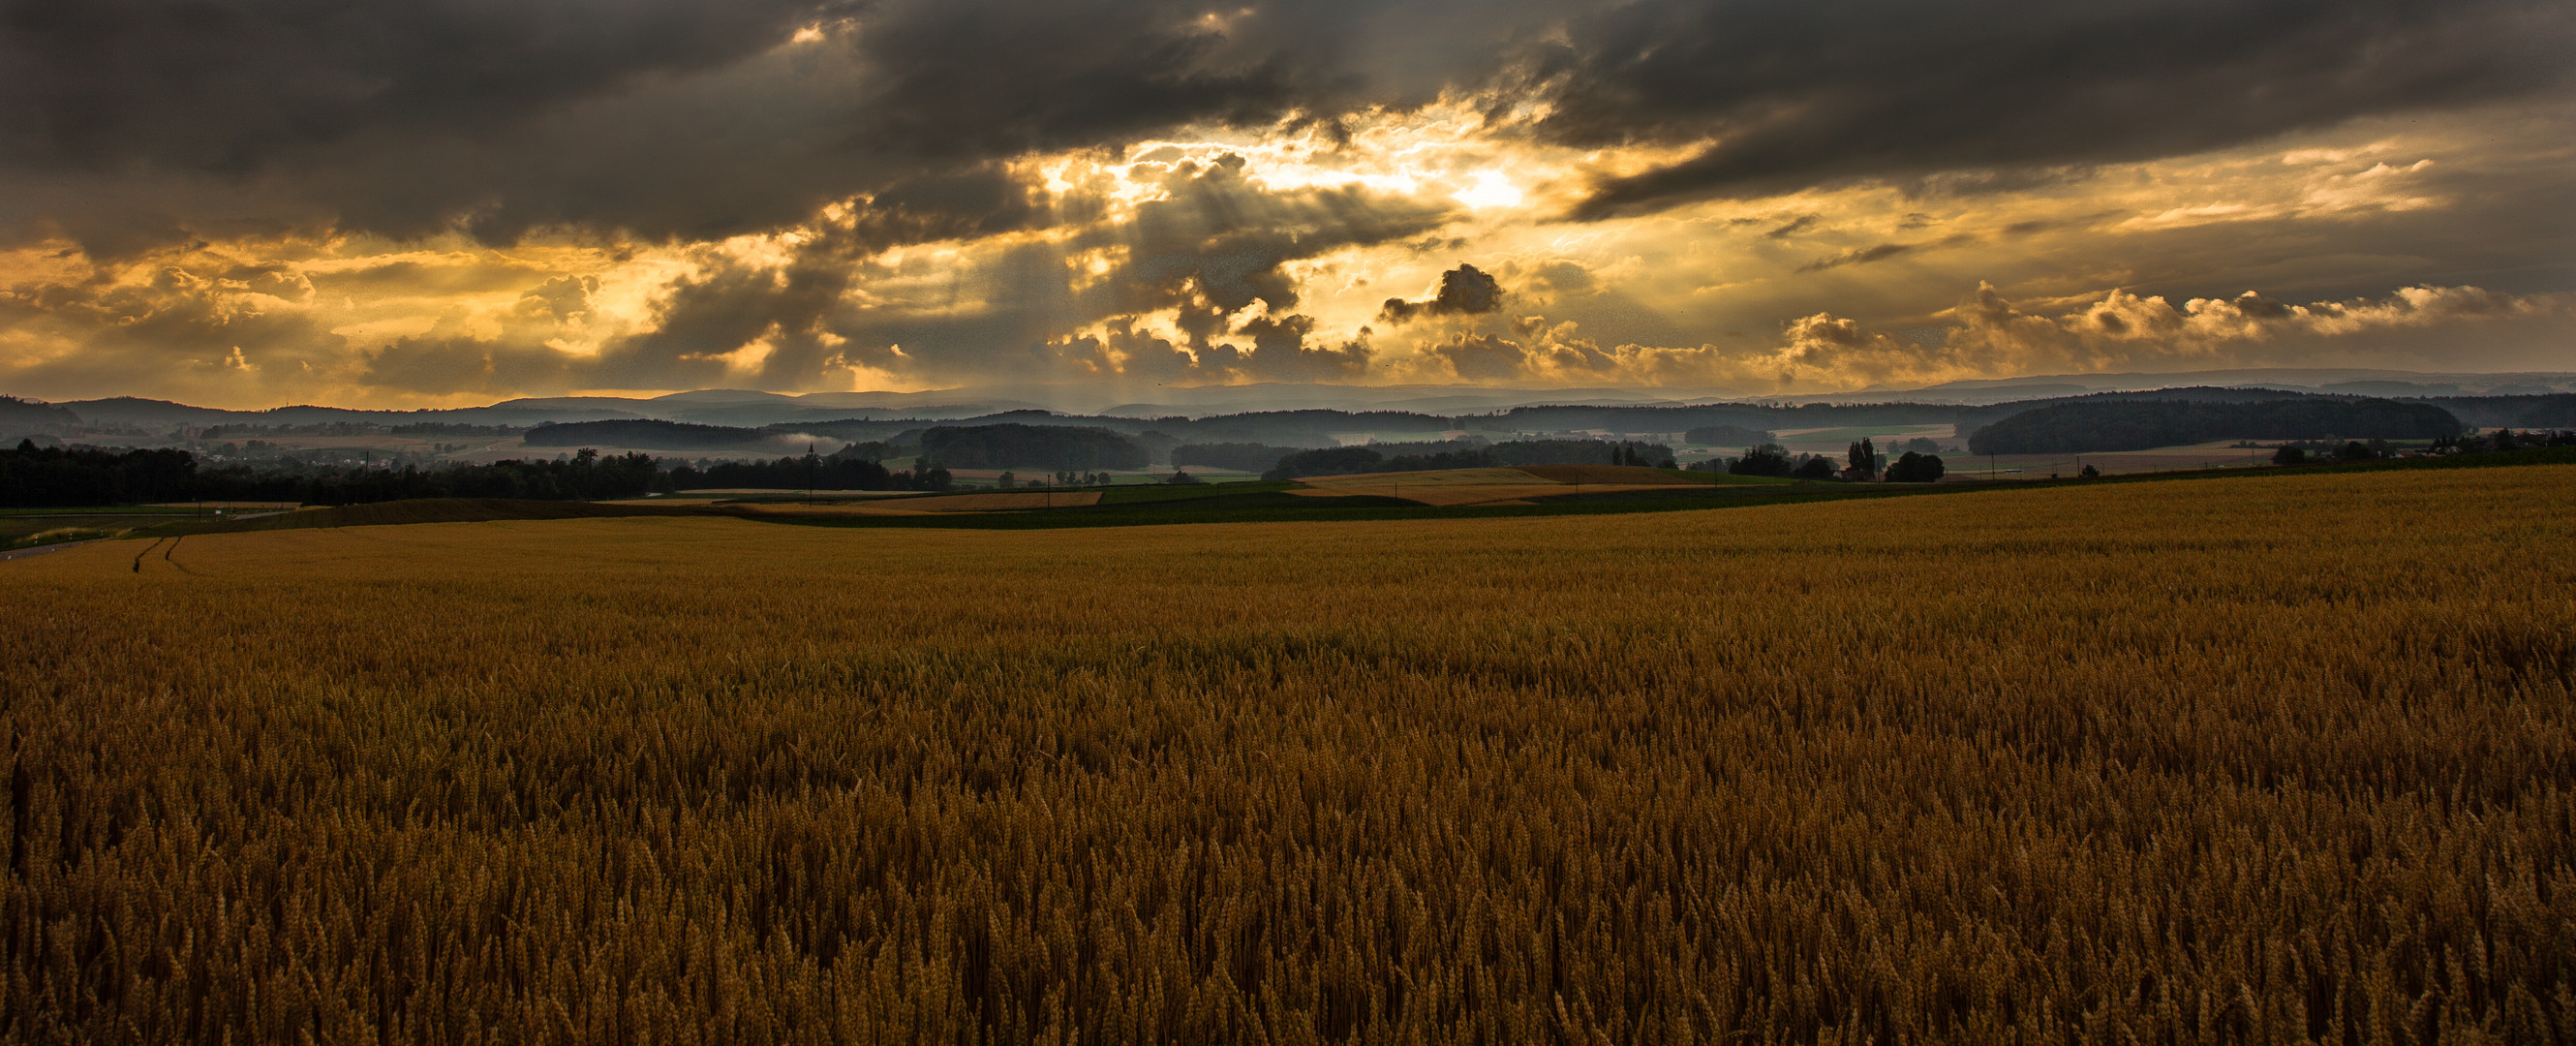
[1452,171,1524,209]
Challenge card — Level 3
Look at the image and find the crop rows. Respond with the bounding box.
[4,468,2571,1043]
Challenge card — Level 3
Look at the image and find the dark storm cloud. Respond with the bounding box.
[1378,263,1504,323]
[0,0,1538,252]
[0,0,860,250]
[5,0,2564,250]
[0,0,843,170]
[1543,0,2575,217]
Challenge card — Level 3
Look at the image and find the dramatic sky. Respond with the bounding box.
[3,0,2571,408]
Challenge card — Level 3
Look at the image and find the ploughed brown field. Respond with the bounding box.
[4,466,2570,1043]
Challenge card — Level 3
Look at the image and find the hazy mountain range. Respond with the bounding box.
[8,368,2575,437]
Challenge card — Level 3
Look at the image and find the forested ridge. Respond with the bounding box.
[1968,398,2465,454]
[1263,439,1677,479]
[0,442,951,508]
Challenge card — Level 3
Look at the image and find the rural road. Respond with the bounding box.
[0,538,102,563]
[0,509,296,565]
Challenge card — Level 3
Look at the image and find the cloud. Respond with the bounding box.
[1033,313,1375,387]
[363,335,582,397]
[543,156,1451,391]
[1794,234,1978,273]
[521,276,600,323]
[1378,262,1504,323]
[0,260,357,405]
[1765,215,1819,239]
[13,0,2559,254]
[1223,314,1376,382]
[1547,0,2575,217]
[0,0,1538,253]
[1,0,2568,406]
[1524,261,1595,295]
[1386,282,2568,390]
[1745,282,2569,387]
[308,258,552,296]
[1796,243,1917,273]
[0,0,842,170]
[1940,283,2565,370]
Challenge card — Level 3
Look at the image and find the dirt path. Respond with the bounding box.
[0,538,103,563]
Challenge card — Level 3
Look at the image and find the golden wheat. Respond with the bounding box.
[4,467,2571,1044]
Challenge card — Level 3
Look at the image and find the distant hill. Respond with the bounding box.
[524,419,776,451]
[2424,393,2576,430]
[920,424,1149,471]
[1,395,81,435]
[52,397,243,428]
[1167,409,1457,446]
[14,377,2572,448]
[1967,397,2465,454]
[57,396,640,429]
[1948,386,2346,435]
[1264,439,1678,479]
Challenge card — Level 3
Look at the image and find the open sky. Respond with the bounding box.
[3,0,2570,409]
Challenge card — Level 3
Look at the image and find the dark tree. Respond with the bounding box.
[1264,446,1386,479]
[1729,444,1794,477]
[1885,451,1946,482]
[1848,438,1879,479]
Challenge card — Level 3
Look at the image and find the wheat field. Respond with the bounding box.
[4,468,2571,1044]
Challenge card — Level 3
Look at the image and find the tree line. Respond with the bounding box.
[660,454,952,492]
[0,441,955,508]
[0,442,667,507]
[525,419,775,450]
[1967,398,2464,454]
[1692,437,1946,482]
[919,423,1148,471]
[1261,440,1679,479]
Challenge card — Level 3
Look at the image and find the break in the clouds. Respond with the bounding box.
[1,0,2570,407]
